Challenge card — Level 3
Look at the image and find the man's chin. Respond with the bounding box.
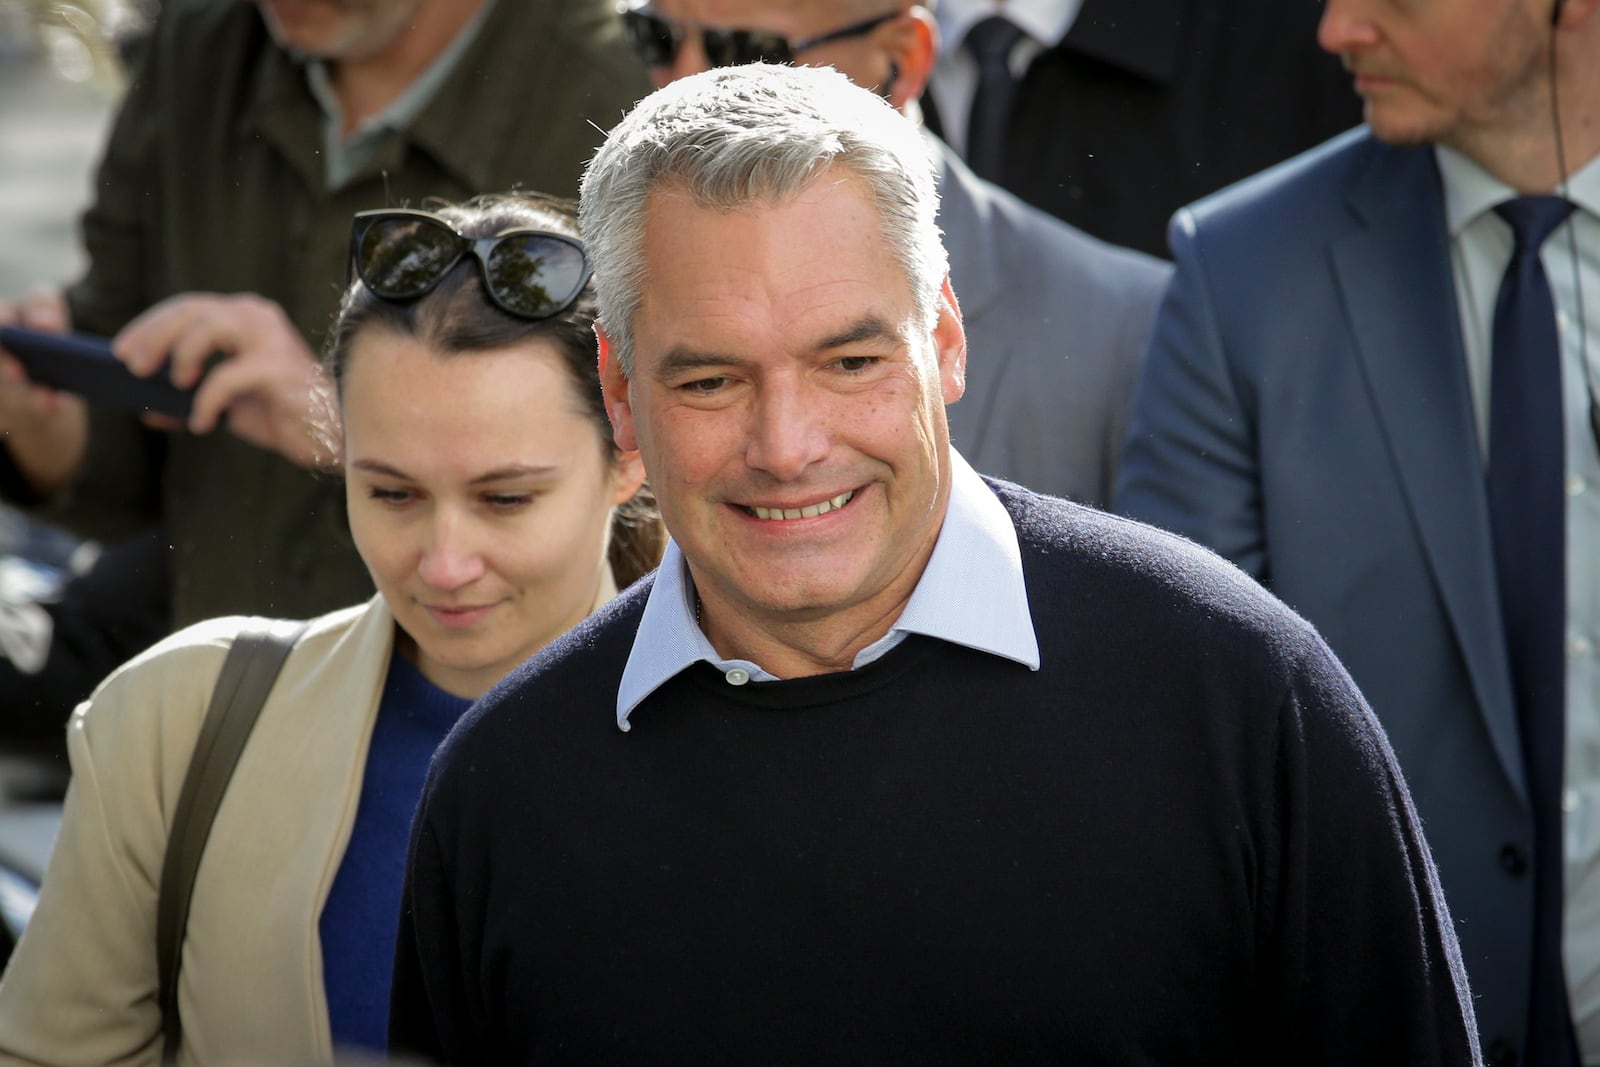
[1360,102,1444,148]
[716,571,875,629]
[254,0,381,60]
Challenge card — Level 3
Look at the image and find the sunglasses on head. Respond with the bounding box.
[349,209,593,321]
[619,3,899,69]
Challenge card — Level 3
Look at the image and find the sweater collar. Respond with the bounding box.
[615,449,1040,731]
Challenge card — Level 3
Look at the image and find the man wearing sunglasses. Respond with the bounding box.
[392,63,1478,1065]
[619,0,1169,510]
[0,0,647,633]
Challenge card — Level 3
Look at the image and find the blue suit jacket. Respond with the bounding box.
[1117,127,1532,1057]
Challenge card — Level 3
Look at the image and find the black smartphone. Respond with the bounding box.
[0,326,196,419]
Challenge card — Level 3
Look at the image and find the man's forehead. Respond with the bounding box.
[631,177,911,342]
[638,171,885,254]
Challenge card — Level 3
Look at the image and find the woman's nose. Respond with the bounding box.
[416,512,486,591]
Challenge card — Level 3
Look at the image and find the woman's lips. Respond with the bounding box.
[424,603,498,629]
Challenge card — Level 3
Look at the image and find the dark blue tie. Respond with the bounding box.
[964,15,1024,183]
[1488,195,1578,1067]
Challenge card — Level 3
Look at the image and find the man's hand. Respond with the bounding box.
[115,293,339,469]
[0,289,90,498]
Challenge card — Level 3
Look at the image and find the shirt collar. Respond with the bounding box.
[937,0,1081,52]
[1436,142,1600,236]
[614,449,1040,731]
[302,0,494,157]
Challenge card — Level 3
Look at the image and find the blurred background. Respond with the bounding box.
[0,0,141,293]
[0,0,139,952]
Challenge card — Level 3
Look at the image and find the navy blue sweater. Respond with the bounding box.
[321,651,470,1053]
[392,482,1478,1065]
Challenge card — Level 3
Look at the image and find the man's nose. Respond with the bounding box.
[744,381,830,481]
[1316,0,1381,55]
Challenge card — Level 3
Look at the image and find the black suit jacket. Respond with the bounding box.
[925,0,1362,257]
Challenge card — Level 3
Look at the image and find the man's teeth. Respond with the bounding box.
[749,491,854,521]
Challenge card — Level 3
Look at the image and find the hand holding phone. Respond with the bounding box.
[4,293,333,470]
[114,292,335,469]
[0,326,196,419]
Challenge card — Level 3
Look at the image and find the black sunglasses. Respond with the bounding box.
[349,209,593,321]
[619,4,899,69]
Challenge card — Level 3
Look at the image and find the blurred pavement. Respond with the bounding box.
[0,31,119,297]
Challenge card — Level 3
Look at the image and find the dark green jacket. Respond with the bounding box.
[24,0,648,624]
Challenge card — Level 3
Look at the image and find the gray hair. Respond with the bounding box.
[579,63,947,376]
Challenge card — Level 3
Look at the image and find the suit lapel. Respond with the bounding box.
[1331,143,1525,802]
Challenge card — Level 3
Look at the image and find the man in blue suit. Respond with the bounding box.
[1117,0,1600,1064]
[617,0,1170,507]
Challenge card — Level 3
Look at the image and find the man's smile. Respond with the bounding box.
[742,489,856,522]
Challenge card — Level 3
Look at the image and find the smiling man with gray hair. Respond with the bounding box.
[389,62,1479,1065]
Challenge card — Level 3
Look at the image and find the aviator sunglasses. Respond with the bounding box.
[349,209,592,320]
[619,3,899,69]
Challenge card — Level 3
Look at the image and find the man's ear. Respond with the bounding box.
[933,275,966,405]
[609,447,647,506]
[880,6,938,110]
[596,323,639,452]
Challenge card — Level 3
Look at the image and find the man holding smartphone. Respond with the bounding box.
[0,0,647,631]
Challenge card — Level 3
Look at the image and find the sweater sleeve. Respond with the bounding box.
[1267,635,1482,1065]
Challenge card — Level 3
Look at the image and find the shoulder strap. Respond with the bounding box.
[156,618,309,1064]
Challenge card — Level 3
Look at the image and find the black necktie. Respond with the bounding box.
[964,15,1024,183]
[1488,194,1579,1067]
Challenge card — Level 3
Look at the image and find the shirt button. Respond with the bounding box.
[725,667,751,686]
[1568,475,1588,497]
[1499,843,1529,877]
[1572,636,1594,660]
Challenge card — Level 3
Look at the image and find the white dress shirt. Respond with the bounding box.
[1436,144,1600,1060]
[614,448,1041,731]
[928,0,1082,156]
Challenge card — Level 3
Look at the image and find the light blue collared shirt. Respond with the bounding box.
[615,449,1041,731]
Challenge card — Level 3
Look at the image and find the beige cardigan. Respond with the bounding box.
[0,556,620,1067]
[0,553,620,1066]
[0,596,396,1066]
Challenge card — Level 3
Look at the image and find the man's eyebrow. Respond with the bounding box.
[654,316,900,379]
[817,315,898,350]
[655,348,751,379]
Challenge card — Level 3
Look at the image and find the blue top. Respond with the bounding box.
[319,649,470,1054]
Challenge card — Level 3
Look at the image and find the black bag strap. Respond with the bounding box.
[156,618,309,1064]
